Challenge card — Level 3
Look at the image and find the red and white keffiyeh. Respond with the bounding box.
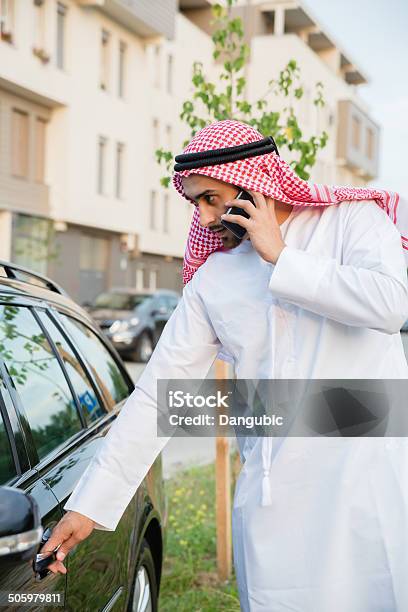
[173,120,408,286]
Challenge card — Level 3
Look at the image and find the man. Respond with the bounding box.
[42,120,408,611]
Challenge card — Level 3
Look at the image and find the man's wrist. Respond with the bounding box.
[266,242,287,265]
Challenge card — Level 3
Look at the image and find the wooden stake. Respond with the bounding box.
[215,358,232,582]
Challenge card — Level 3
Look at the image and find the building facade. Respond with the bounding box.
[0,0,380,304]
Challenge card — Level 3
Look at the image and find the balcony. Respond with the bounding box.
[179,0,213,35]
[0,175,50,217]
[78,0,177,39]
[337,100,380,180]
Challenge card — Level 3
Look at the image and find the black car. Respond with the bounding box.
[85,288,180,363]
[0,260,167,611]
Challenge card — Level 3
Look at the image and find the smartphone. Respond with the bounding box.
[220,189,256,240]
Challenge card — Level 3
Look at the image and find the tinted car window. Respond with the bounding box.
[93,292,152,310]
[58,314,130,410]
[36,310,106,425]
[0,387,16,484]
[165,295,179,310]
[0,305,82,460]
[153,296,168,311]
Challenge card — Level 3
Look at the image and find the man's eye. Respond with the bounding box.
[204,195,215,204]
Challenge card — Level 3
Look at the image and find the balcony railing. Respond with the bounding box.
[78,0,176,39]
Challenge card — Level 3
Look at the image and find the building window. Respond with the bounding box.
[97,136,107,195]
[56,2,66,69]
[0,0,14,44]
[153,118,159,152]
[149,190,157,230]
[366,127,374,160]
[100,29,110,91]
[12,214,51,275]
[165,124,172,151]
[115,142,124,199]
[12,109,29,178]
[33,0,47,55]
[35,117,47,183]
[166,53,173,94]
[352,115,361,151]
[118,40,126,98]
[153,44,161,88]
[149,267,158,290]
[135,265,144,290]
[163,193,169,233]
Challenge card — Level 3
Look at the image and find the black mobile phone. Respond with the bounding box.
[220,189,255,240]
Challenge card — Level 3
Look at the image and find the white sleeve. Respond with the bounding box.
[63,275,222,531]
[269,201,408,334]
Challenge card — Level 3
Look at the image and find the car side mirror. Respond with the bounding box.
[0,486,43,564]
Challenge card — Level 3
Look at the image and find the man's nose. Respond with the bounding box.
[199,204,217,228]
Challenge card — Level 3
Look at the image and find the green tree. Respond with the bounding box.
[156,0,328,185]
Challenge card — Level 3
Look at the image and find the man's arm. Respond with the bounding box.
[269,201,408,334]
[63,273,222,531]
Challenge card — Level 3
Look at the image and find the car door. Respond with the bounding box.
[150,296,170,344]
[35,307,147,612]
[0,309,65,611]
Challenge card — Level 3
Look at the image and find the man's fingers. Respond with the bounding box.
[54,535,80,560]
[225,199,256,214]
[40,525,72,556]
[224,199,256,216]
[38,534,79,576]
[247,190,267,208]
[47,559,67,575]
[221,213,250,229]
[35,511,95,577]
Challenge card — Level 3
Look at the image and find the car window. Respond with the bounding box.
[93,292,152,310]
[36,310,106,425]
[0,383,17,484]
[154,296,168,311]
[165,295,179,311]
[0,305,82,460]
[57,314,131,410]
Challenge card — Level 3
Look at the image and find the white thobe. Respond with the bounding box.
[64,199,408,612]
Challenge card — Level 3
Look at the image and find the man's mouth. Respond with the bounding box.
[210,227,227,235]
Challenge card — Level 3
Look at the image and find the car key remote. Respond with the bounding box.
[32,527,60,580]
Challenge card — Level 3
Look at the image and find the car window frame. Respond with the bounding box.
[0,356,33,477]
[0,304,86,467]
[51,308,135,401]
[35,307,108,426]
[0,370,21,485]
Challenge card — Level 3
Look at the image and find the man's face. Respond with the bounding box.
[181,174,246,249]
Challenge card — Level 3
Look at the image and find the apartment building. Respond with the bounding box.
[0,0,380,303]
[0,0,183,303]
[182,0,380,186]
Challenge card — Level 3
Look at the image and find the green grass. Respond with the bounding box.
[160,460,241,612]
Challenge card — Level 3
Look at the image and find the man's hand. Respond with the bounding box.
[39,511,95,575]
[221,190,287,264]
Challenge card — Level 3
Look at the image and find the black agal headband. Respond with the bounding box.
[173,135,279,172]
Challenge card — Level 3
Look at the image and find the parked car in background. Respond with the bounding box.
[401,318,408,332]
[0,260,167,612]
[84,288,180,362]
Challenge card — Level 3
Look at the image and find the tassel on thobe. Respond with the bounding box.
[261,436,273,506]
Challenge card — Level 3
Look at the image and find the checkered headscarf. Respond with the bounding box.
[173,120,408,285]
